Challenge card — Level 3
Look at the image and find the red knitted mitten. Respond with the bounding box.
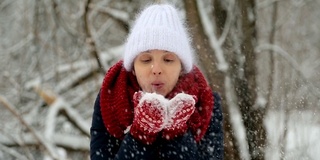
[130,91,167,144]
[162,93,196,140]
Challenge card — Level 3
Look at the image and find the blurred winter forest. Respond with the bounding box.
[0,0,319,159]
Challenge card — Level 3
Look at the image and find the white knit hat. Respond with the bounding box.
[123,4,194,73]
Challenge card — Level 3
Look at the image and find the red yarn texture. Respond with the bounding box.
[100,60,214,144]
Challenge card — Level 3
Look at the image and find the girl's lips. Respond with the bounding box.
[151,82,164,91]
[152,83,164,87]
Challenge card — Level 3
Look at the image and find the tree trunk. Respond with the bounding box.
[232,0,267,159]
[184,0,240,159]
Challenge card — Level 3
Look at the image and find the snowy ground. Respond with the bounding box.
[265,110,320,160]
[231,109,320,160]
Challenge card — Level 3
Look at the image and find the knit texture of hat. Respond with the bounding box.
[123,4,194,73]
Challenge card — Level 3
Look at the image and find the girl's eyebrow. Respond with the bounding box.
[164,50,175,53]
[141,50,151,53]
[164,52,176,57]
[164,51,175,55]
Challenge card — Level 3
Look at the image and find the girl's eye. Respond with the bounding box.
[141,59,151,63]
[164,59,174,62]
[138,53,152,63]
[163,53,177,63]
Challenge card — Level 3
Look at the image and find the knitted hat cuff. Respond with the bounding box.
[124,27,193,73]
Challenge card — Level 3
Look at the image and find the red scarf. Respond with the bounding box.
[100,60,214,142]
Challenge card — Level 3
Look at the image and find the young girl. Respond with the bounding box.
[90,3,223,160]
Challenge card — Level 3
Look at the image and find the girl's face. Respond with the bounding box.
[133,50,182,96]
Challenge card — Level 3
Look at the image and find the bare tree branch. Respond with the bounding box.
[265,0,278,111]
[49,0,78,38]
[84,0,105,74]
[256,44,320,98]
[216,1,235,47]
[0,0,15,10]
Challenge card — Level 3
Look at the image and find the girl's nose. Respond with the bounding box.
[152,63,162,75]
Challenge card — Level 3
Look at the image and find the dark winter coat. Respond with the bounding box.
[90,92,224,160]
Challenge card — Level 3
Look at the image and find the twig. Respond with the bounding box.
[89,4,130,24]
[217,0,235,46]
[84,0,105,74]
[1,34,33,55]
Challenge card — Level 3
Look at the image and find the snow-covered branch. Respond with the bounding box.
[24,59,98,91]
[31,85,91,137]
[0,96,60,160]
[50,98,91,137]
[0,133,89,151]
[0,90,90,157]
[55,62,98,94]
[0,143,28,160]
[197,0,228,72]
[57,59,98,73]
